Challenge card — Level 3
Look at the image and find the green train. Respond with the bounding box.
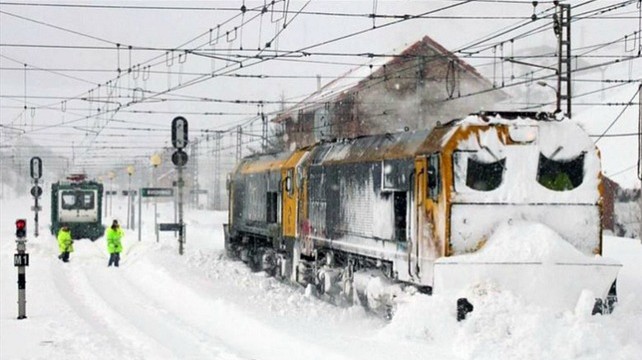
[50,175,105,240]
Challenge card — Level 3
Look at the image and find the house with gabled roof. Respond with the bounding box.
[274,35,507,148]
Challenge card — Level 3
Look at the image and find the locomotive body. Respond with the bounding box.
[225,112,619,312]
[51,177,105,240]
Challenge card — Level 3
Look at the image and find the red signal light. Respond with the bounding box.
[16,219,26,238]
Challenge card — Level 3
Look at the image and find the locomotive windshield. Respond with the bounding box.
[466,157,506,191]
[536,152,584,191]
[453,151,506,192]
[61,190,96,210]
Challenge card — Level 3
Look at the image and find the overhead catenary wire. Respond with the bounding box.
[2,0,636,173]
[3,0,474,140]
[2,0,628,119]
[594,86,642,144]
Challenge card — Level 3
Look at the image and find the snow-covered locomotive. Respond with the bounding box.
[51,175,105,240]
[224,112,620,314]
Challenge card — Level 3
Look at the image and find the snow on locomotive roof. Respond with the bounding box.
[237,150,295,173]
[447,113,596,160]
[315,129,431,164]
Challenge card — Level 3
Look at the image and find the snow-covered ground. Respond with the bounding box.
[1,195,641,360]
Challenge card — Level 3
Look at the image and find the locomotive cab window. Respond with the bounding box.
[453,151,506,192]
[80,192,95,209]
[61,191,95,210]
[537,152,584,191]
[286,169,294,195]
[61,192,77,210]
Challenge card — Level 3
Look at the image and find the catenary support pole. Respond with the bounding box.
[638,84,641,243]
[138,188,142,241]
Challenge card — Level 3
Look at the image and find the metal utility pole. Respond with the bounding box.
[555,3,572,117]
[126,166,135,229]
[190,139,199,208]
[236,125,242,163]
[108,172,115,217]
[214,131,222,210]
[104,182,108,217]
[638,84,641,242]
[151,154,161,241]
[261,108,268,152]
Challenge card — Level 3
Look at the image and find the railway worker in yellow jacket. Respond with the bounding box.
[57,225,73,263]
[106,220,124,267]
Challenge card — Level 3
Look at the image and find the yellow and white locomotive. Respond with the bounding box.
[225,112,619,314]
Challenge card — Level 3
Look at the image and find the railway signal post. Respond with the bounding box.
[30,157,42,238]
[171,116,189,255]
[15,219,29,319]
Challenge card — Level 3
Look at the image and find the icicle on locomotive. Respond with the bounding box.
[224,112,620,314]
[50,174,105,240]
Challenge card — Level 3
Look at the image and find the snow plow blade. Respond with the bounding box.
[433,260,621,311]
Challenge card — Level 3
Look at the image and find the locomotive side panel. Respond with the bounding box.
[232,171,283,237]
[304,157,420,283]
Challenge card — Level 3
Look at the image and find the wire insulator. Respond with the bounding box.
[209,25,221,45]
[227,27,238,42]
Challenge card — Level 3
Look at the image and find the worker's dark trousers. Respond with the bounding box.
[108,253,120,267]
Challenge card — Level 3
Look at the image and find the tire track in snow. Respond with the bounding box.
[75,261,247,360]
[49,260,147,359]
[123,258,355,360]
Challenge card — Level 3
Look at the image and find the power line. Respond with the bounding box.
[595,86,641,144]
[0,0,547,19]
[2,0,641,169]
[589,132,642,137]
[0,9,117,45]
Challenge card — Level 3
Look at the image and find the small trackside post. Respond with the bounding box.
[171,116,189,255]
[15,219,29,319]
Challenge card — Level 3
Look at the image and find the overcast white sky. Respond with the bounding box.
[0,0,640,185]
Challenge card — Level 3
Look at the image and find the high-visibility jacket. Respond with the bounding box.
[57,229,73,253]
[106,227,124,254]
[540,172,573,191]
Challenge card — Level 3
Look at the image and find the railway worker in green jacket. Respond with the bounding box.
[106,220,124,267]
[57,225,73,263]
[540,170,574,191]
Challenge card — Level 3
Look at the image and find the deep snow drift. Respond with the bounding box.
[1,195,641,360]
[435,221,621,311]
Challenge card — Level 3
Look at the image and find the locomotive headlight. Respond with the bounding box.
[508,125,537,143]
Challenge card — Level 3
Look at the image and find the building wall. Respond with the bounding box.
[601,176,618,231]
